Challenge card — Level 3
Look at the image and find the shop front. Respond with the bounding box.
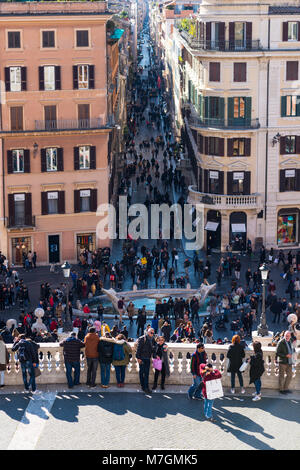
[229,212,247,250]
[76,233,96,260]
[11,236,32,266]
[277,208,299,246]
[205,210,221,250]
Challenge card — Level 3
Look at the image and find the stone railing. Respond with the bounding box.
[4,343,300,391]
[188,185,261,210]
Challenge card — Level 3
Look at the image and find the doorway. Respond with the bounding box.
[48,235,60,263]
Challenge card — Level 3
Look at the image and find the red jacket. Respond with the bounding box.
[199,364,222,399]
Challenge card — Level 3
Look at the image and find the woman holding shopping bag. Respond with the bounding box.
[152,336,170,391]
[200,363,222,422]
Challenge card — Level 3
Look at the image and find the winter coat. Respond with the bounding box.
[84,332,100,359]
[98,337,115,364]
[154,342,170,377]
[227,343,245,373]
[249,352,265,384]
[136,334,156,360]
[112,340,132,367]
[199,364,222,399]
[59,337,85,363]
[190,350,208,376]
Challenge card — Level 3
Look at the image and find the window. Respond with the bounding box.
[78,104,90,128]
[207,137,224,156]
[234,97,245,118]
[14,194,25,225]
[76,30,89,47]
[234,63,246,82]
[44,105,57,130]
[209,171,220,194]
[47,192,58,214]
[209,62,220,82]
[234,22,246,48]
[78,65,89,89]
[79,146,90,170]
[12,149,24,173]
[232,139,245,156]
[227,138,251,156]
[10,106,23,131]
[286,96,297,116]
[288,22,298,41]
[286,61,298,81]
[46,148,57,171]
[232,172,245,194]
[44,66,55,91]
[42,31,55,48]
[285,136,296,154]
[80,189,91,212]
[10,67,21,92]
[8,31,21,49]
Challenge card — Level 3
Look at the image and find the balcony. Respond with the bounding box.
[6,215,35,230]
[35,118,106,132]
[188,185,262,210]
[187,114,260,130]
[178,30,261,52]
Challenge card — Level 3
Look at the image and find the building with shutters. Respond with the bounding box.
[0,0,115,265]
[171,0,300,251]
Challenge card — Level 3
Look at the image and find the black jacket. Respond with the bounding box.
[59,337,85,363]
[227,343,245,373]
[98,338,114,364]
[249,352,265,384]
[136,334,156,360]
[12,338,40,363]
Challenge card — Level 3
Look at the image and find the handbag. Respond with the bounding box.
[239,360,249,373]
[205,378,224,400]
[34,366,41,378]
[152,357,162,371]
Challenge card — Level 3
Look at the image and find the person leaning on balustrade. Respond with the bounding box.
[275,331,294,395]
[59,332,85,389]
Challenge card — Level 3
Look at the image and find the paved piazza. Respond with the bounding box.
[0,387,299,450]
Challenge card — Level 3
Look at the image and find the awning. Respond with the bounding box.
[231,223,246,233]
[204,221,219,231]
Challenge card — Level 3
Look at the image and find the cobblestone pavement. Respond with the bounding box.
[0,387,299,450]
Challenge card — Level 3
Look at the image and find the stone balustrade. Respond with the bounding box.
[4,343,300,391]
[188,185,261,210]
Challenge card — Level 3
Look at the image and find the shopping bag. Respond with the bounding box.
[274,258,279,264]
[34,367,41,378]
[239,360,249,373]
[205,378,224,400]
[152,358,162,371]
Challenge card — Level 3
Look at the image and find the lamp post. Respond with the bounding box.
[61,261,72,332]
[257,263,269,336]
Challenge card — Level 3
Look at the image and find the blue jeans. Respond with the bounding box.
[188,376,202,399]
[115,365,126,384]
[139,358,150,390]
[204,399,214,418]
[21,361,36,391]
[100,363,111,386]
[254,378,261,395]
[65,361,80,388]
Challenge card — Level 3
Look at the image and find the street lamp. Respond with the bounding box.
[257,263,269,336]
[61,261,72,332]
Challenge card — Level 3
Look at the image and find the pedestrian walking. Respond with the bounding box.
[188,343,207,400]
[200,363,222,422]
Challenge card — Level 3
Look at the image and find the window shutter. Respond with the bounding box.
[219,97,225,123]
[296,136,300,153]
[280,137,286,155]
[218,171,224,194]
[204,137,209,155]
[279,170,285,192]
[198,134,203,153]
[5,67,10,92]
[218,138,224,157]
[57,148,64,171]
[204,169,209,193]
[282,22,288,41]
[73,65,78,89]
[286,61,298,81]
[206,22,211,48]
[74,147,79,170]
[281,96,286,117]
[39,66,44,91]
[227,171,233,195]
[23,150,30,173]
[296,169,300,190]
[298,22,300,41]
[41,149,47,172]
[229,22,235,49]
[227,139,233,157]
[244,171,251,194]
[8,194,15,226]
[296,96,300,117]
[90,146,96,169]
[209,62,220,82]
[89,65,95,89]
[219,22,225,50]
[55,66,61,90]
[245,138,251,156]
[7,150,13,174]
[246,22,252,49]
[90,189,97,212]
[21,67,27,91]
[245,97,252,123]
[41,192,48,215]
[58,191,65,214]
[24,193,32,226]
[234,63,246,82]
[204,96,209,120]
[198,167,202,192]
[74,190,80,213]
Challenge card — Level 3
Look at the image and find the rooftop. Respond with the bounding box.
[0,1,110,16]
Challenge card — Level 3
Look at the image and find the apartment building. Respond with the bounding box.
[172,0,300,251]
[0,0,113,265]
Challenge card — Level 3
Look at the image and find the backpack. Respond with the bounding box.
[113,344,125,361]
[18,343,27,362]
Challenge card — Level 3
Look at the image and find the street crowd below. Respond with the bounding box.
[0,21,298,414]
